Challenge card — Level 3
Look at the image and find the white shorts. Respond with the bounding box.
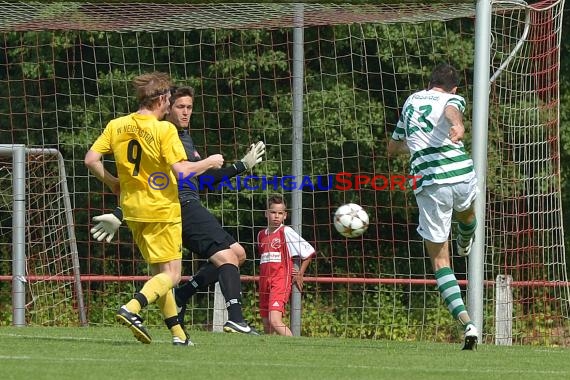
[415,177,478,243]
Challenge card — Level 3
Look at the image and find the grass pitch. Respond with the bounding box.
[0,326,568,380]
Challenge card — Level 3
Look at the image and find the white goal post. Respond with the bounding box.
[0,144,87,326]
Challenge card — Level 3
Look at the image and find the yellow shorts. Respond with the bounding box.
[126,220,182,264]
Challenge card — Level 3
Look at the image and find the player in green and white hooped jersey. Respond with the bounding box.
[387,63,478,350]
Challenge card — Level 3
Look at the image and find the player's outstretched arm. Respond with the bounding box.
[200,141,266,185]
[173,154,225,178]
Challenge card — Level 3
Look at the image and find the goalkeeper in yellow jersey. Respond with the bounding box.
[85,72,224,346]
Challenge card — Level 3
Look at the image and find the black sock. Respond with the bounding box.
[176,263,219,304]
[133,292,148,308]
[218,263,244,323]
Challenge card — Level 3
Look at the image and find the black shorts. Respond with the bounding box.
[181,199,236,259]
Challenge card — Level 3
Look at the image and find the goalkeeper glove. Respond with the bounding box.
[240,141,266,170]
[90,207,123,243]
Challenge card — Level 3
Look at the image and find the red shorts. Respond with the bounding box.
[258,274,291,318]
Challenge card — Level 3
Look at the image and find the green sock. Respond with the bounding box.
[457,219,476,247]
[435,267,466,320]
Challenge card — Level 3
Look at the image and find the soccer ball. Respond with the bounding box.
[333,203,369,238]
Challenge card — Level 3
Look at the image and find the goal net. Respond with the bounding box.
[0,0,567,344]
[0,146,86,326]
[485,1,569,344]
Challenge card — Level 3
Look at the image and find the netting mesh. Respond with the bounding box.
[0,150,82,326]
[0,2,478,32]
[0,0,567,344]
[485,2,570,344]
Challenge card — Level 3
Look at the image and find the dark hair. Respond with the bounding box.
[267,194,286,209]
[428,64,460,92]
[170,86,195,104]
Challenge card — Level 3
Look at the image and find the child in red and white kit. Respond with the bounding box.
[257,194,315,336]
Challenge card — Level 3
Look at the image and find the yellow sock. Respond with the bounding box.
[156,290,186,340]
[125,273,173,314]
[125,299,142,315]
[171,324,186,340]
